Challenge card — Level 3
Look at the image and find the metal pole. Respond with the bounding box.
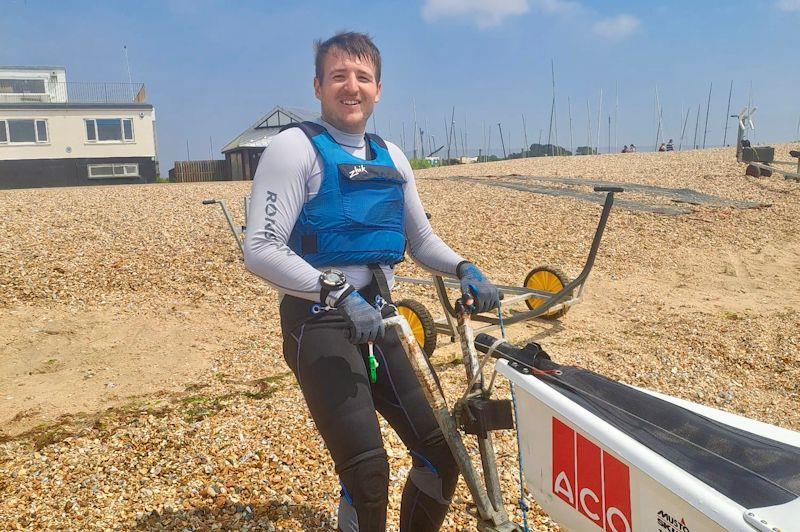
[586,99,592,154]
[568,96,574,155]
[608,114,611,155]
[186,139,190,161]
[722,80,733,147]
[412,100,418,160]
[420,128,425,159]
[654,87,662,152]
[464,112,468,158]
[596,88,603,154]
[522,114,529,157]
[552,60,559,155]
[123,45,133,85]
[547,59,556,156]
[498,123,507,158]
[547,99,555,155]
[702,82,713,149]
[482,120,486,162]
[448,106,456,163]
[614,81,619,154]
[209,136,213,161]
[693,103,701,149]
[372,113,378,135]
[401,122,406,154]
[444,117,450,164]
[487,122,492,160]
[679,106,690,151]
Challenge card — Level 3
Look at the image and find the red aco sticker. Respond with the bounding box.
[552,418,633,531]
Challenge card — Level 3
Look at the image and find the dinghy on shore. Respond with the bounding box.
[478,336,800,532]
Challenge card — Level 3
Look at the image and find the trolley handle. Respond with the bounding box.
[454,288,505,316]
[202,199,217,205]
[594,186,624,193]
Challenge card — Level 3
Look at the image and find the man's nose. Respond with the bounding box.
[343,73,359,92]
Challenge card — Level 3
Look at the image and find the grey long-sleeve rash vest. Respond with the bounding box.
[244,118,465,302]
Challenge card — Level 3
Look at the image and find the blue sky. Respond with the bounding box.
[2,0,799,166]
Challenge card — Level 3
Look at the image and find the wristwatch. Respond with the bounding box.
[319,269,347,306]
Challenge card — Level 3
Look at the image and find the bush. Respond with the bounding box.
[409,158,432,170]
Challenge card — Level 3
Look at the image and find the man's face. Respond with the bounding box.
[314,48,381,134]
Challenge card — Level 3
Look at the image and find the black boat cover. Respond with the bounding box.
[475,335,800,509]
[537,360,800,509]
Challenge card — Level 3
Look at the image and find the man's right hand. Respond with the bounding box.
[336,290,385,344]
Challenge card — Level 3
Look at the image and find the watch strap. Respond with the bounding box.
[329,285,355,307]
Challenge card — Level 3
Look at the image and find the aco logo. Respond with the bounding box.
[552,418,633,531]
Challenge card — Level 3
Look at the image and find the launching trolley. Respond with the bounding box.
[203,185,622,357]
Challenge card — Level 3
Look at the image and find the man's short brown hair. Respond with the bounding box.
[314,31,381,82]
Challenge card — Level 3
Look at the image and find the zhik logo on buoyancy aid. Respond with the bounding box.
[338,163,404,183]
[348,164,367,178]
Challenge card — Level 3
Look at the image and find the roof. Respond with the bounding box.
[0,103,153,110]
[222,106,319,153]
[0,66,66,72]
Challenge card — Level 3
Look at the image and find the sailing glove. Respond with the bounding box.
[336,289,385,345]
[457,261,500,314]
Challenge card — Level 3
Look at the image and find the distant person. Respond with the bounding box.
[666,139,674,151]
[658,143,667,152]
[622,145,629,153]
[629,144,637,153]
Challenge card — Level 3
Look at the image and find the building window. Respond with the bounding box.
[0,119,49,144]
[0,79,46,94]
[84,118,134,142]
[87,163,140,179]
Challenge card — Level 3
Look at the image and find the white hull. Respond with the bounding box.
[497,360,800,532]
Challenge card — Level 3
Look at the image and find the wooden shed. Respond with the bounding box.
[221,106,318,181]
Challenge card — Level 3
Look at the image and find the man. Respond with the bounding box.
[244,32,499,532]
[666,138,674,151]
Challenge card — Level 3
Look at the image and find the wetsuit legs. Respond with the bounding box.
[370,329,459,532]
[280,295,458,532]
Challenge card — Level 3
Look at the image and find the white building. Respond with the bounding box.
[0,66,157,189]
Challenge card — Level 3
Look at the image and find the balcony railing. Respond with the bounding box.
[0,82,146,105]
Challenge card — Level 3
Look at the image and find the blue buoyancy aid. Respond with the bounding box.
[284,121,406,268]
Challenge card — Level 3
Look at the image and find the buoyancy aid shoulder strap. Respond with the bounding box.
[365,132,387,150]
[279,121,327,139]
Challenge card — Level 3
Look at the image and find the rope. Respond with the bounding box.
[498,301,530,531]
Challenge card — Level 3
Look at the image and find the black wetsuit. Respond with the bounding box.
[279,276,458,531]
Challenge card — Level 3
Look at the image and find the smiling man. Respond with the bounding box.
[244,32,499,532]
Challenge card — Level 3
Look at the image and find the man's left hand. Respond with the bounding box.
[457,262,500,314]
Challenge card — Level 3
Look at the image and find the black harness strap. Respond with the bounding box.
[368,264,392,303]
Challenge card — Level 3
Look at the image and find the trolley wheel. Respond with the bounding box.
[523,266,572,319]
[396,298,438,357]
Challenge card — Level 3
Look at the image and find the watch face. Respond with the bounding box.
[321,269,345,288]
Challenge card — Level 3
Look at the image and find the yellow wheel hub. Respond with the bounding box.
[525,269,565,317]
[398,305,426,346]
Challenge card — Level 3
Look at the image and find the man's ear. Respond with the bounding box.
[374,80,382,103]
[313,77,322,101]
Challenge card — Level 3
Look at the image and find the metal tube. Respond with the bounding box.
[383,316,505,525]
